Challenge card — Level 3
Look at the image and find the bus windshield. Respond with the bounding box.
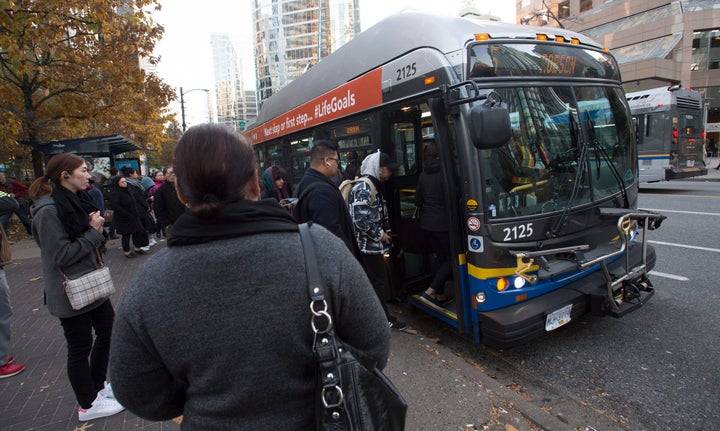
[481,85,635,218]
[679,113,701,135]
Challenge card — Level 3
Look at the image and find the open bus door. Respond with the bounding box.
[382,105,435,301]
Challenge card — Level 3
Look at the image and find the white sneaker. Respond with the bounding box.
[78,393,124,421]
[140,246,150,252]
[98,381,115,400]
[148,238,157,246]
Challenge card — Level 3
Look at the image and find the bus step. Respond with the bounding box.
[609,277,655,318]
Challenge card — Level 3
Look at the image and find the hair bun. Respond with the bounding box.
[201,193,219,204]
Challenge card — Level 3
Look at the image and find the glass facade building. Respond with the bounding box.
[211,33,242,129]
[211,33,258,130]
[253,0,360,104]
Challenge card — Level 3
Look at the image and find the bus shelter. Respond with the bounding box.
[19,135,142,180]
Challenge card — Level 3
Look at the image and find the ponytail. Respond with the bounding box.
[28,175,53,200]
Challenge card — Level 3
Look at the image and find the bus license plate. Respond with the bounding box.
[545,304,572,331]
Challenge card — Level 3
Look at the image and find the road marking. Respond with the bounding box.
[648,271,689,282]
[648,240,720,253]
[640,194,720,199]
[641,208,720,216]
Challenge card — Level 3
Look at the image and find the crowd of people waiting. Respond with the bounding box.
[1,124,442,426]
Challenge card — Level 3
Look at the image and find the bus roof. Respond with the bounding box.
[247,11,602,133]
[625,85,702,110]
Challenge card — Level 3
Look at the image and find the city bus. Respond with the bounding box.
[245,12,665,348]
[626,85,707,182]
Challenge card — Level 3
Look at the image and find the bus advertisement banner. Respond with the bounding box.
[246,68,383,143]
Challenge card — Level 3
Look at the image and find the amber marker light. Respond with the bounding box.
[571,38,580,45]
[424,76,436,85]
[496,278,509,291]
[555,36,565,43]
[536,34,548,41]
[475,33,490,41]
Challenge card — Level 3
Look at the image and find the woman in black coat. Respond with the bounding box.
[109,176,146,258]
[415,141,453,307]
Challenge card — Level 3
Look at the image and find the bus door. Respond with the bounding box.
[636,112,668,182]
[379,104,434,300]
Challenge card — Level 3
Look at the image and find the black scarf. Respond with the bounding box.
[168,198,298,246]
[51,186,100,241]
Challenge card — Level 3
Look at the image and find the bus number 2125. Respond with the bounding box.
[503,223,534,241]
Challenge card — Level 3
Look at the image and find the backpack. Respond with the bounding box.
[339,177,377,206]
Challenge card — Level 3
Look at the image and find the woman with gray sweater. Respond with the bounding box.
[110,124,390,430]
[29,153,124,421]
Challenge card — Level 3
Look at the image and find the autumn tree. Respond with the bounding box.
[145,119,182,170]
[0,0,176,176]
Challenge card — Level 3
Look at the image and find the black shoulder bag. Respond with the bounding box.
[298,223,407,431]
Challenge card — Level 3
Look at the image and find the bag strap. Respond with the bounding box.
[57,248,104,280]
[298,222,346,414]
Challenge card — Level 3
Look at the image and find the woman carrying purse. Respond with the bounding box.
[109,124,391,429]
[29,153,124,421]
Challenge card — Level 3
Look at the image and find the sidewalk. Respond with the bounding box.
[703,156,720,180]
[0,238,181,431]
[0,237,594,430]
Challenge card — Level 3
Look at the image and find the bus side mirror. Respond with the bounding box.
[469,102,511,149]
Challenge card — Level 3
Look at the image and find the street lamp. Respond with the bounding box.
[180,87,210,132]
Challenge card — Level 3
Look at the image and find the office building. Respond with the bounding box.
[517,0,720,143]
[253,0,361,103]
[212,33,258,130]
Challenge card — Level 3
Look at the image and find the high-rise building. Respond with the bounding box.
[253,0,361,104]
[211,33,258,130]
[517,0,720,145]
[211,33,244,130]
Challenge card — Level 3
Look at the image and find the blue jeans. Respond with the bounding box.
[0,205,32,236]
[0,269,11,365]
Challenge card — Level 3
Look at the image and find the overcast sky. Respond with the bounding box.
[150,0,515,123]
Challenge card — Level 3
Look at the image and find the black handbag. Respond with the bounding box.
[298,223,408,431]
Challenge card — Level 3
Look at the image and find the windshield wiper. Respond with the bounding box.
[547,111,588,239]
[583,110,629,209]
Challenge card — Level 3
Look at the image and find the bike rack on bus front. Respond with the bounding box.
[509,208,665,317]
[580,208,666,317]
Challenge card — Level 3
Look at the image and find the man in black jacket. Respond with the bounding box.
[295,140,358,255]
[152,167,185,236]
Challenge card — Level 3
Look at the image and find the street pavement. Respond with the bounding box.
[1,159,718,431]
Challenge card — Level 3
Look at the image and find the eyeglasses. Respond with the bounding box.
[326,157,340,165]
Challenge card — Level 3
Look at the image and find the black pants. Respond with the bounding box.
[121,231,149,252]
[428,231,453,295]
[359,253,392,321]
[59,300,115,409]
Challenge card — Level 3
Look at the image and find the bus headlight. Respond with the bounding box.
[513,277,527,289]
[476,292,487,303]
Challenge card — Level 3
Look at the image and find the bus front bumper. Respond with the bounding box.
[477,243,656,349]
